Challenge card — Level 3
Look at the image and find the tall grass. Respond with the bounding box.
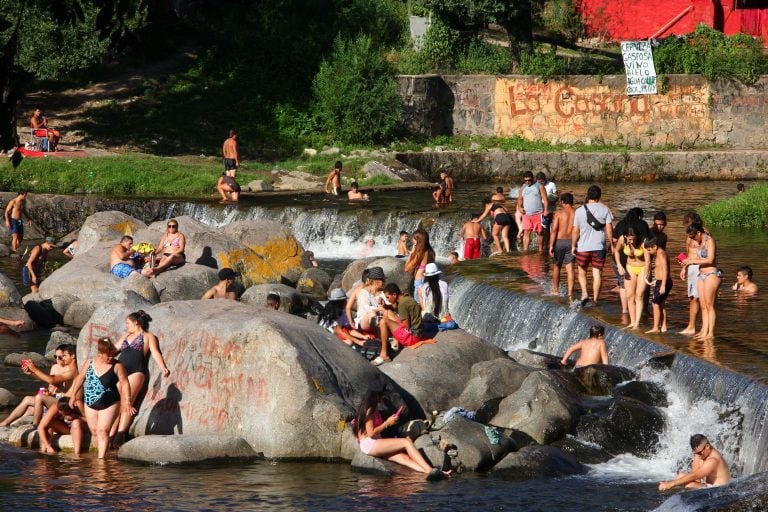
[700,185,768,227]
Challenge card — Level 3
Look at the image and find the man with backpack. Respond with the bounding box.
[572,185,614,305]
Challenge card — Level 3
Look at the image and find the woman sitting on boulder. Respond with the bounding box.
[149,218,186,276]
[353,390,447,480]
[67,337,135,458]
[404,229,436,300]
[318,288,369,346]
[353,266,386,335]
[417,263,451,331]
[110,310,170,448]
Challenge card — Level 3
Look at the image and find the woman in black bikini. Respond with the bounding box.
[111,310,170,447]
[68,338,135,458]
[474,197,512,254]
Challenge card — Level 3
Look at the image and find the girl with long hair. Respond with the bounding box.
[404,229,435,300]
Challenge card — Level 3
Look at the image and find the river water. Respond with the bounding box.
[1,180,766,511]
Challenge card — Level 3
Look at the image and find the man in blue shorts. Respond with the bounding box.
[109,235,146,279]
[4,190,31,253]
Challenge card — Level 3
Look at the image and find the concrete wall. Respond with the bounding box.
[397,75,768,150]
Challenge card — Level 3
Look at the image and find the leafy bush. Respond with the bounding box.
[519,45,565,80]
[700,184,768,227]
[312,34,402,144]
[654,25,767,85]
[456,40,512,74]
[390,47,431,75]
[538,0,584,40]
[421,17,465,71]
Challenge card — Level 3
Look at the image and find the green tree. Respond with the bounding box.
[312,34,402,144]
[423,0,541,69]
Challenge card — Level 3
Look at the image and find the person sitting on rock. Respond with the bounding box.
[347,182,369,201]
[23,237,57,293]
[344,268,370,328]
[417,263,451,331]
[353,267,386,338]
[318,288,369,347]
[659,434,730,491]
[1,343,78,427]
[147,218,185,277]
[216,172,241,203]
[374,283,435,366]
[110,236,150,279]
[202,268,241,300]
[560,324,608,368]
[38,397,84,455]
[353,389,448,480]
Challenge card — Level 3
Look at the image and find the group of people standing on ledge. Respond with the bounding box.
[456,174,757,340]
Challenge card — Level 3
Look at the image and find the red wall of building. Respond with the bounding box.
[578,0,768,45]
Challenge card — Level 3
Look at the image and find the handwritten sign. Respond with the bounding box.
[621,41,657,95]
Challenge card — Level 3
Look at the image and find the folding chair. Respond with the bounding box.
[31,128,49,152]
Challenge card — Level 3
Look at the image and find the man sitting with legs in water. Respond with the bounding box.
[659,434,730,491]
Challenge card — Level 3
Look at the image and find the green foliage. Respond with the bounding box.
[390,46,431,75]
[338,0,408,49]
[312,34,402,145]
[519,45,563,80]
[700,185,768,227]
[653,25,768,85]
[538,0,584,40]
[456,40,512,74]
[421,17,465,71]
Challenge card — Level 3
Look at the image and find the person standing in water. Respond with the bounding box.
[517,171,548,253]
[572,185,614,305]
[325,161,342,195]
[644,236,672,333]
[682,223,721,340]
[4,191,31,253]
[549,193,575,297]
[459,214,486,260]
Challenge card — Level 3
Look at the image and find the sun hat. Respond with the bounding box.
[367,266,386,281]
[424,263,441,277]
[218,268,240,280]
[328,288,347,301]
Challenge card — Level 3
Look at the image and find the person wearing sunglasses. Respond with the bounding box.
[148,218,186,277]
[659,434,730,491]
[0,344,78,427]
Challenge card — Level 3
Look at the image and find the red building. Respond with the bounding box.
[577,0,768,44]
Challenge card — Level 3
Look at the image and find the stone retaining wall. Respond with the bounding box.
[397,75,768,149]
[395,150,768,182]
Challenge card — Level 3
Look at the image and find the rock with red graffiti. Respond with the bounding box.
[80,299,401,459]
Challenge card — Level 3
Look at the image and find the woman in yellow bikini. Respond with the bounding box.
[614,228,649,329]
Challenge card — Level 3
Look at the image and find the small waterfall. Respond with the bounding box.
[450,275,768,476]
[176,203,471,260]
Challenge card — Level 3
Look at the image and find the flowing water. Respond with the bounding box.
[2,180,767,511]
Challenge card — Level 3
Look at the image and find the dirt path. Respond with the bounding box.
[17,50,198,154]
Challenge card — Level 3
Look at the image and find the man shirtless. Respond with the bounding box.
[460,214,486,260]
[659,434,730,491]
[560,325,608,367]
[222,129,239,178]
[443,171,454,203]
[1,343,78,427]
[202,268,240,300]
[5,191,31,253]
[325,161,342,195]
[549,193,576,296]
[347,182,369,201]
[30,109,60,151]
[216,173,241,203]
[109,236,146,279]
[24,237,56,293]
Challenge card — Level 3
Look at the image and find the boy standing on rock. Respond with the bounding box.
[325,161,342,195]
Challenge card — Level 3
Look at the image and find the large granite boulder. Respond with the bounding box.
[118,435,258,464]
[0,388,19,408]
[488,370,584,445]
[491,445,586,478]
[350,450,414,476]
[45,330,78,357]
[573,365,636,396]
[0,273,22,307]
[79,299,398,459]
[340,257,413,295]
[614,380,668,408]
[151,264,218,302]
[379,330,506,415]
[457,358,532,411]
[240,284,301,314]
[296,268,332,299]
[362,160,427,182]
[432,416,514,471]
[575,397,665,456]
[76,211,145,256]
[507,349,564,370]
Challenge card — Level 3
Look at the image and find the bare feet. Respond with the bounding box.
[679,327,696,335]
[645,328,660,334]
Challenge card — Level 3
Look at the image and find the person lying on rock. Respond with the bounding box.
[560,324,608,368]
[110,236,151,279]
[202,268,241,300]
[659,434,730,491]
[353,389,448,480]
[38,397,84,455]
[374,283,436,366]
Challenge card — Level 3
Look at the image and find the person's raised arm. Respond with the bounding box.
[561,341,582,366]
[364,408,400,438]
[147,332,170,378]
[473,202,493,223]
[26,360,76,386]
